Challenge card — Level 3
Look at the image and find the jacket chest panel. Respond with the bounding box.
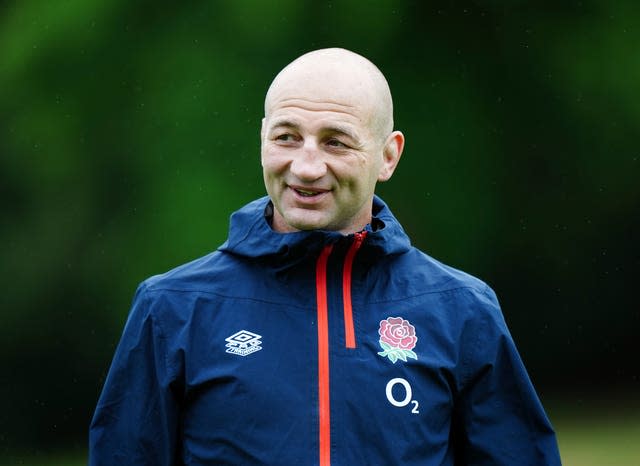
[177,295,456,464]
[179,299,317,464]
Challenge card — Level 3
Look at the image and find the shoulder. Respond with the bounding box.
[122,250,246,333]
[370,245,496,305]
[137,248,239,300]
[414,248,489,293]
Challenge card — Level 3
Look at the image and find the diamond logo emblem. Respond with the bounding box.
[225,330,263,357]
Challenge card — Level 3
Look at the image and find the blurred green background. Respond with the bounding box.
[1,0,638,464]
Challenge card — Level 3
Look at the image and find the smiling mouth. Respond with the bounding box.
[296,188,321,197]
[290,186,329,199]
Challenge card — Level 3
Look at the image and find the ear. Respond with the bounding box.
[378,131,405,182]
[260,118,266,166]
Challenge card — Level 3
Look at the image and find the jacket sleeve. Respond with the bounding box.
[455,286,562,465]
[89,283,182,466]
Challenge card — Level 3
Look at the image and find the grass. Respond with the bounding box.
[551,398,640,466]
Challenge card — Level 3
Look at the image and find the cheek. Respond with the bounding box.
[353,153,382,181]
[333,156,369,181]
[262,150,289,175]
[262,158,283,190]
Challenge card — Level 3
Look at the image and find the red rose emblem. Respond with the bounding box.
[379,317,417,350]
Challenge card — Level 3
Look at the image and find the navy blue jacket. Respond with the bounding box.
[89,196,561,465]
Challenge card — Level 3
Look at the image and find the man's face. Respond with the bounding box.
[261,80,386,234]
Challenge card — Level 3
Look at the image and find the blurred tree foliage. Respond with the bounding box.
[0,0,638,453]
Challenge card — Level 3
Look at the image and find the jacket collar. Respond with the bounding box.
[218,195,411,261]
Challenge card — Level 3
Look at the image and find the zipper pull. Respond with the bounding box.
[353,231,367,248]
[343,231,367,350]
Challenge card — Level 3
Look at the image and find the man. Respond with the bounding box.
[90,48,561,465]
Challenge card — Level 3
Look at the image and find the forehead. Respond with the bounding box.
[266,97,365,128]
[265,74,378,132]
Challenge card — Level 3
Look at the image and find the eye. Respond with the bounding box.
[326,138,348,148]
[275,133,296,142]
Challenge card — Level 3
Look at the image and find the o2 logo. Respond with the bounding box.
[385,378,419,414]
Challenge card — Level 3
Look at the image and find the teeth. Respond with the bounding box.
[296,189,318,197]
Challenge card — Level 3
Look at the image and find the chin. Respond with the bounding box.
[283,213,331,232]
[289,220,329,231]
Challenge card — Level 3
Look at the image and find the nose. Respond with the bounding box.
[289,140,327,181]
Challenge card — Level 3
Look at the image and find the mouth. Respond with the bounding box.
[295,188,322,197]
[289,185,330,200]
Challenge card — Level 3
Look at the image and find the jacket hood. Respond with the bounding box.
[218,195,412,262]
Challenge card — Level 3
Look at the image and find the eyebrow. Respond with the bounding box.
[323,125,360,143]
[268,119,300,131]
[268,119,362,145]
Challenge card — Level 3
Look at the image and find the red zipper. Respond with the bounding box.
[316,245,333,466]
[342,232,367,349]
[315,233,366,465]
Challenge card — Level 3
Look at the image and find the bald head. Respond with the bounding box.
[260,48,405,234]
[264,48,395,139]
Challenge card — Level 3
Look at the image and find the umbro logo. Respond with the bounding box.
[225,330,263,357]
